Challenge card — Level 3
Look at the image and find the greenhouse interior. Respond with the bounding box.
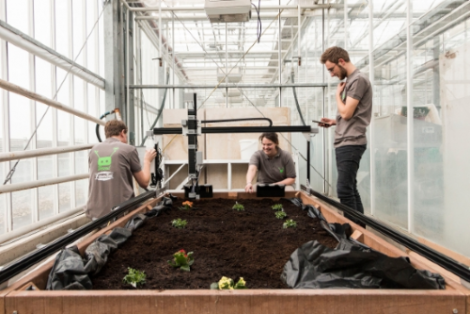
[0,0,469,313]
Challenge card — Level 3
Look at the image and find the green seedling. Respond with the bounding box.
[272,204,283,211]
[232,202,245,211]
[275,211,287,220]
[168,249,194,271]
[172,218,187,229]
[210,276,247,290]
[283,219,297,229]
[122,267,146,288]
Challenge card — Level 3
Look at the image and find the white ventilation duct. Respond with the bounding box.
[205,0,251,23]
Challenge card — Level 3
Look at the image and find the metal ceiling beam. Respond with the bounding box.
[130,83,326,89]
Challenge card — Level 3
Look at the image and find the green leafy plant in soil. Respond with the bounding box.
[275,211,287,220]
[283,219,297,229]
[122,267,146,288]
[171,218,187,228]
[168,249,194,271]
[272,204,283,211]
[232,202,245,211]
[210,276,247,290]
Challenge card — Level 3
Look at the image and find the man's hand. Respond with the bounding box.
[245,183,254,193]
[336,82,346,95]
[319,117,336,128]
[144,148,157,163]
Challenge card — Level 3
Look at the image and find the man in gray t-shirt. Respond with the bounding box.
[245,133,296,193]
[86,120,156,219]
[318,47,372,226]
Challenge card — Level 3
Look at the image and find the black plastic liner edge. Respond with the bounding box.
[0,189,157,285]
[300,185,470,283]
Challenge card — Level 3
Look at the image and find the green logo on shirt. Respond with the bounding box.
[278,167,284,174]
[95,148,119,171]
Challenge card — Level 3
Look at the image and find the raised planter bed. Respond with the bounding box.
[1,191,469,314]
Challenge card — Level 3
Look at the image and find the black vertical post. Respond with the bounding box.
[187,93,198,179]
[307,140,311,183]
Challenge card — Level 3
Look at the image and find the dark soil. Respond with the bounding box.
[92,197,338,290]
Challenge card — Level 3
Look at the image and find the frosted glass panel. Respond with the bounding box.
[12,190,32,230]
[38,186,54,220]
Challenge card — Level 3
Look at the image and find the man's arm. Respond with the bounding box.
[335,81,361,120]
[133,149,156,189]
[274,177,295,186]
[245,164,258,193]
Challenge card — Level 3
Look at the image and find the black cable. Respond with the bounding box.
[301,185,470,282]
[251,1,261,43]
[201,118,272,127]
[291,72,307,126]
[140,70,170,146]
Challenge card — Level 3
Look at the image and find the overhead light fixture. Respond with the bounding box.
[205,0,251,23]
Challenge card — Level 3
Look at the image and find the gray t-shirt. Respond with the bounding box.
[86,138,142,219]
[249,147,296,184]
[334,69,373,148]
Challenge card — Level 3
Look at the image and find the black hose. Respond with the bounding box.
[201,118,273,127]
[95,111,112,142]
[140,70,170,146]
[291,72,307,126]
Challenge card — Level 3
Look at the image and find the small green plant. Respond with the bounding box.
[283,219,297,229]
[172,218,187,229]
[232,202,245,211]
[275,211,287,220]
[272,204,283,211]
[122,267,146,288]
[168,249,194,271]
[179,200,193,210]
[210,276,247,290]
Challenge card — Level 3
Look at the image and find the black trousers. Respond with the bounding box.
[335,145,367,224]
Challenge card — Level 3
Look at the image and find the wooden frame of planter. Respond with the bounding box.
[1,191,469,314]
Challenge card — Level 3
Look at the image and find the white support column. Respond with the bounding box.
[344,0,348,49]
[28,0,38,224]
[368,0,375,217]
[227,162,232,190]
[51,0,59,216]
[406,0,414,232]
[68,0,75,210]
[278,0,282,108]
[225,22,228,108]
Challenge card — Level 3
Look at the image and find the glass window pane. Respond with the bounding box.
[38,186,54,220]
[6,0,29,35]
[75,178,87,208]
[72,0,84,64]
[86,0,97,72]
[36,58,53,148]
[74,77,86,144]
[58,182,71,212]
[55,0,70,57]
[58,153,71,177]
[34,0,52,47]
[12,190,32,230]
[0,194,5,234]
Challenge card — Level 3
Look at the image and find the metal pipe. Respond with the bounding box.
[0,189,156,285]
[0,144,93,162]
[0,205,84,245]
[368,0,376,217]
[130,83,327,89]
[0,174,89,194]
[153,125,314,135]
[0,79,105,125]
[406,0,414,232]
[127,4,352,12]
[0,20,104,89]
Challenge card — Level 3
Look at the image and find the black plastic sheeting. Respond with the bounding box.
[45,197,174,290]
[280,198,446,289]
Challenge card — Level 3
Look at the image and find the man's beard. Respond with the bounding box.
[337,64,347,80]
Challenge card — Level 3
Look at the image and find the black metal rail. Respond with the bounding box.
[0,189,157,285]
[153,125,312,135]
[301,185,470,282]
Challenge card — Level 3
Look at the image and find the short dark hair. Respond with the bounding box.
[320,46,350,64]
[259,132,279,146]
[105,120,127,138]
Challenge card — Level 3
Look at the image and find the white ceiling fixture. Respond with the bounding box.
[205,0,251,23]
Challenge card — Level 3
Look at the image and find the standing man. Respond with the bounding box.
[318,47,372,226]
[86,120,156,219]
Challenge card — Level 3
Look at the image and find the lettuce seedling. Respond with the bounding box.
[272,204,283,211]
[122,267,146,288]
[168,249,194,271]
[275,211,287,219]
[179,200,193,210]
[210,276,247,290]
[232,202,245,211]
[172,218,187,228]
[283,219,297,229]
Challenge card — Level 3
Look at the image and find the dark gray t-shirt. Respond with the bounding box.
[334,69,373,148]
[249,148,296,184]
[86,138,142,219]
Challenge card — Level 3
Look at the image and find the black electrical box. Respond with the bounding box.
[256,184,285,197]
[184,184,213,199]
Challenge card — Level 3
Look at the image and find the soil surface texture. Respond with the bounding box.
[92,197,338,290]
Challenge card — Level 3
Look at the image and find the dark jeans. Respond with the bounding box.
[335,145,367,224]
